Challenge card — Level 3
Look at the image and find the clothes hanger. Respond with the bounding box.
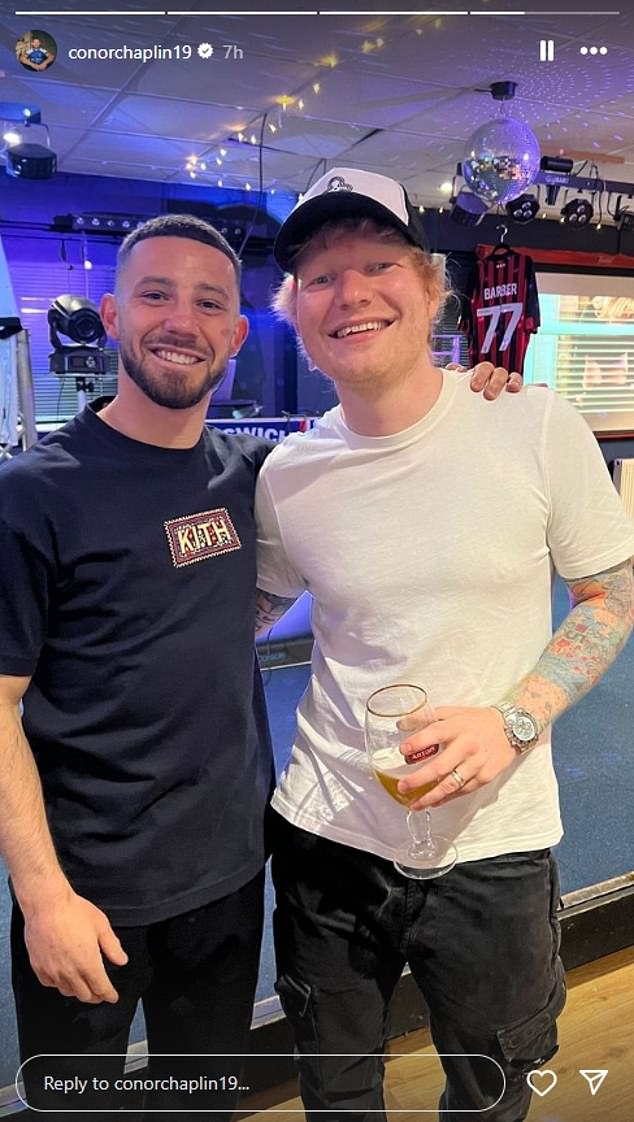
[486,223,512,257]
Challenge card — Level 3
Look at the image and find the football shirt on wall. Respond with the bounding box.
[458,246,541,374]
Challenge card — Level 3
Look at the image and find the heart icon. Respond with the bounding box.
[526,1069,558,1097]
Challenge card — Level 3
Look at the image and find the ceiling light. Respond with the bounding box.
[505,193,539,224]
[7,141,56,179]
[3,130,21,146]
[450,187,488,226]
[53,212,143,234]
[540,155,573,174]
[463,82,540,206]
[560,197,593,226]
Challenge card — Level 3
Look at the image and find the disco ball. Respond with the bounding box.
[462,116,541,206]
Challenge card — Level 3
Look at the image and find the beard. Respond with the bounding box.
[118,336,231,410]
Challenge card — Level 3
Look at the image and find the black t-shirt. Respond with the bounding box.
[0,408,274,925]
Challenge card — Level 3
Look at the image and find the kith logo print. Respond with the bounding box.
[164,508,241,568]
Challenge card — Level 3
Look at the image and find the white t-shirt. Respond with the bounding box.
[256,372,634,863]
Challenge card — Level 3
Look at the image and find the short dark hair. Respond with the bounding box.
[116,214,241,289]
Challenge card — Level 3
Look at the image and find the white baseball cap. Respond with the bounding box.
[274,167,429,271]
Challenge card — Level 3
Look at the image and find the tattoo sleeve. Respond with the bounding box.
[255,588,297,635]
[503,558,634,732]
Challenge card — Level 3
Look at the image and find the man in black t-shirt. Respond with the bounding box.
[0,214,515,1119]
[0,216,273,1120]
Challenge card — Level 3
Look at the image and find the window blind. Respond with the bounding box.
[523,274,634,433]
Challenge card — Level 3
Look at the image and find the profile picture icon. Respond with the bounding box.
[16,29,57,72]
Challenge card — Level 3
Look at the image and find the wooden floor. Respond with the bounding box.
[239,945,634,1122]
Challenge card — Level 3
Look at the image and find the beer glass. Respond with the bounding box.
[365,683,457,879]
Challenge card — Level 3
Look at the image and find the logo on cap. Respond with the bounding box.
[326,175,354,193]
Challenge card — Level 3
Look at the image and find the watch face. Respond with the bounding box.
[512,712,537,741]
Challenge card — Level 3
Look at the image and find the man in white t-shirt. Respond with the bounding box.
[255,168,634,1122]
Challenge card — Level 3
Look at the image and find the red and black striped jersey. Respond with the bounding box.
[458,246,540,375]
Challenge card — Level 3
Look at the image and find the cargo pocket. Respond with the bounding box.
[497,959,567,1075]
[276,973,317,1044]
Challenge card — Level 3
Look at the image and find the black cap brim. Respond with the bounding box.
[274,191,424,272]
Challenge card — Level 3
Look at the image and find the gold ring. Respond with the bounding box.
[450,768,466,789]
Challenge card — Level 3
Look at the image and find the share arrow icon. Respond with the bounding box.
[579,1070,609,1096]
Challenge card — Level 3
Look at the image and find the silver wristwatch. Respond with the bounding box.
[492,701,540,754]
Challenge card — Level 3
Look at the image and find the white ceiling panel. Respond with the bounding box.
[338,130,462,173]
[66,129,201,166]
[254,116,372,159]
[0,8,632,210]
[132,55,318,106]
[0,77,116,128]
[99,97,243,143]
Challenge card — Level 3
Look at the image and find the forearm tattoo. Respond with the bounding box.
[255,588,296,633]
[505,559,634,731]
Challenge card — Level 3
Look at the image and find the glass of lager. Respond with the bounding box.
[365,683,457,879]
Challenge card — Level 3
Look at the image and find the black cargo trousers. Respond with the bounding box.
[271,811,566,1122]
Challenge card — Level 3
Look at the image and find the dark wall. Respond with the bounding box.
[1,169,291,415]
[422,206,634,264]
[599,438,634,465]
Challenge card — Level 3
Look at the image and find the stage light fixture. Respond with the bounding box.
[540,156,573,174]
[539,156,573,208]
[450,187,489,226]
[616,209,634,232]
[53,213,144,234]
[1,108,56,179]
[48,295,108,379]
[560,197,593,226]
[218,223,247,247]
[615,196,634,232]
[505,194,539,224]
[6,141,56,179]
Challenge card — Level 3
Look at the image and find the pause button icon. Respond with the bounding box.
[539,39,555,62]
